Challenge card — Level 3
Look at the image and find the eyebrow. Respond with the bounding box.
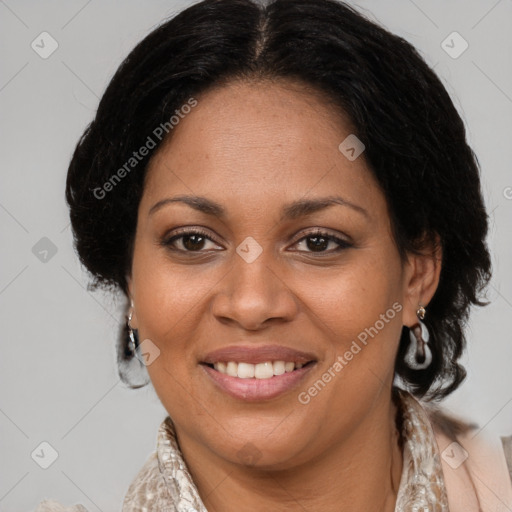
[148,194,369,220]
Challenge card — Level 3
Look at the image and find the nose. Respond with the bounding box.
[210,248,299,331]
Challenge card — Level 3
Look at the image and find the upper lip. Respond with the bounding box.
[201,344,317,365]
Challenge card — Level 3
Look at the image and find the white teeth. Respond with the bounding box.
[212,360,307,379]
[254,362,274,379]
[273,361,285,375]
[237,362,255,379]
[285,362,295,373]
[226,361,238,377]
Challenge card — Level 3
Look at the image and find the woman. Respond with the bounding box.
[36,0,512,510]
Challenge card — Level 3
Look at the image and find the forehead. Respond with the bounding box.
[141,79,385,223]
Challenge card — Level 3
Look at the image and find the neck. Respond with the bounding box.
[176,389,403,512]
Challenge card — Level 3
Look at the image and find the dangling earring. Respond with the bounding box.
[405,305,432,370]
[127,302,138,356]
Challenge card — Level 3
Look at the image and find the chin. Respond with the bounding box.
[207,427,312,471]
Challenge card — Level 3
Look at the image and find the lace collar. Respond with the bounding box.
[394,389,450,511]
[155,388,450,512]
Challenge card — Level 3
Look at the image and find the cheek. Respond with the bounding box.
[130,245,214,415]
[301,251,403,340]
[133,268,205,345]
[291,252,405,437]
[302,250,405,404]
[130,237,207,353]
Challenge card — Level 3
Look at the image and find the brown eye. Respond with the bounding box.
[305,235,329,252]
[162,228,222,252]
[181,233,206,251]
[293,230,352,254]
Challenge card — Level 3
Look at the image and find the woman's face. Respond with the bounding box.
[128,79,430,469]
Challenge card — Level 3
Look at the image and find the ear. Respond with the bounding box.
[126,275,138,329]
[401,233,442,327]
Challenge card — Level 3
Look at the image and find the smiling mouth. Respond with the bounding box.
[202,360,316,379]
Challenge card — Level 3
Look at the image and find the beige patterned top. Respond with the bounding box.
[35,388,512,512]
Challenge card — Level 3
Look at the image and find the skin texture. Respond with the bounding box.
[127,79,441,512]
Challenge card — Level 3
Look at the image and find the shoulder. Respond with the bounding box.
[427,405,512,512]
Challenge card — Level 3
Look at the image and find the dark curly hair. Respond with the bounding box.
[65,0,491,400]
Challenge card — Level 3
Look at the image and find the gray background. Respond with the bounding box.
[1,0,511,510]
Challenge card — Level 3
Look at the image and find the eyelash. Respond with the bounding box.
[161,228,352,255]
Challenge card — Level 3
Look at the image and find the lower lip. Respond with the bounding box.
[201,363,316,401]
